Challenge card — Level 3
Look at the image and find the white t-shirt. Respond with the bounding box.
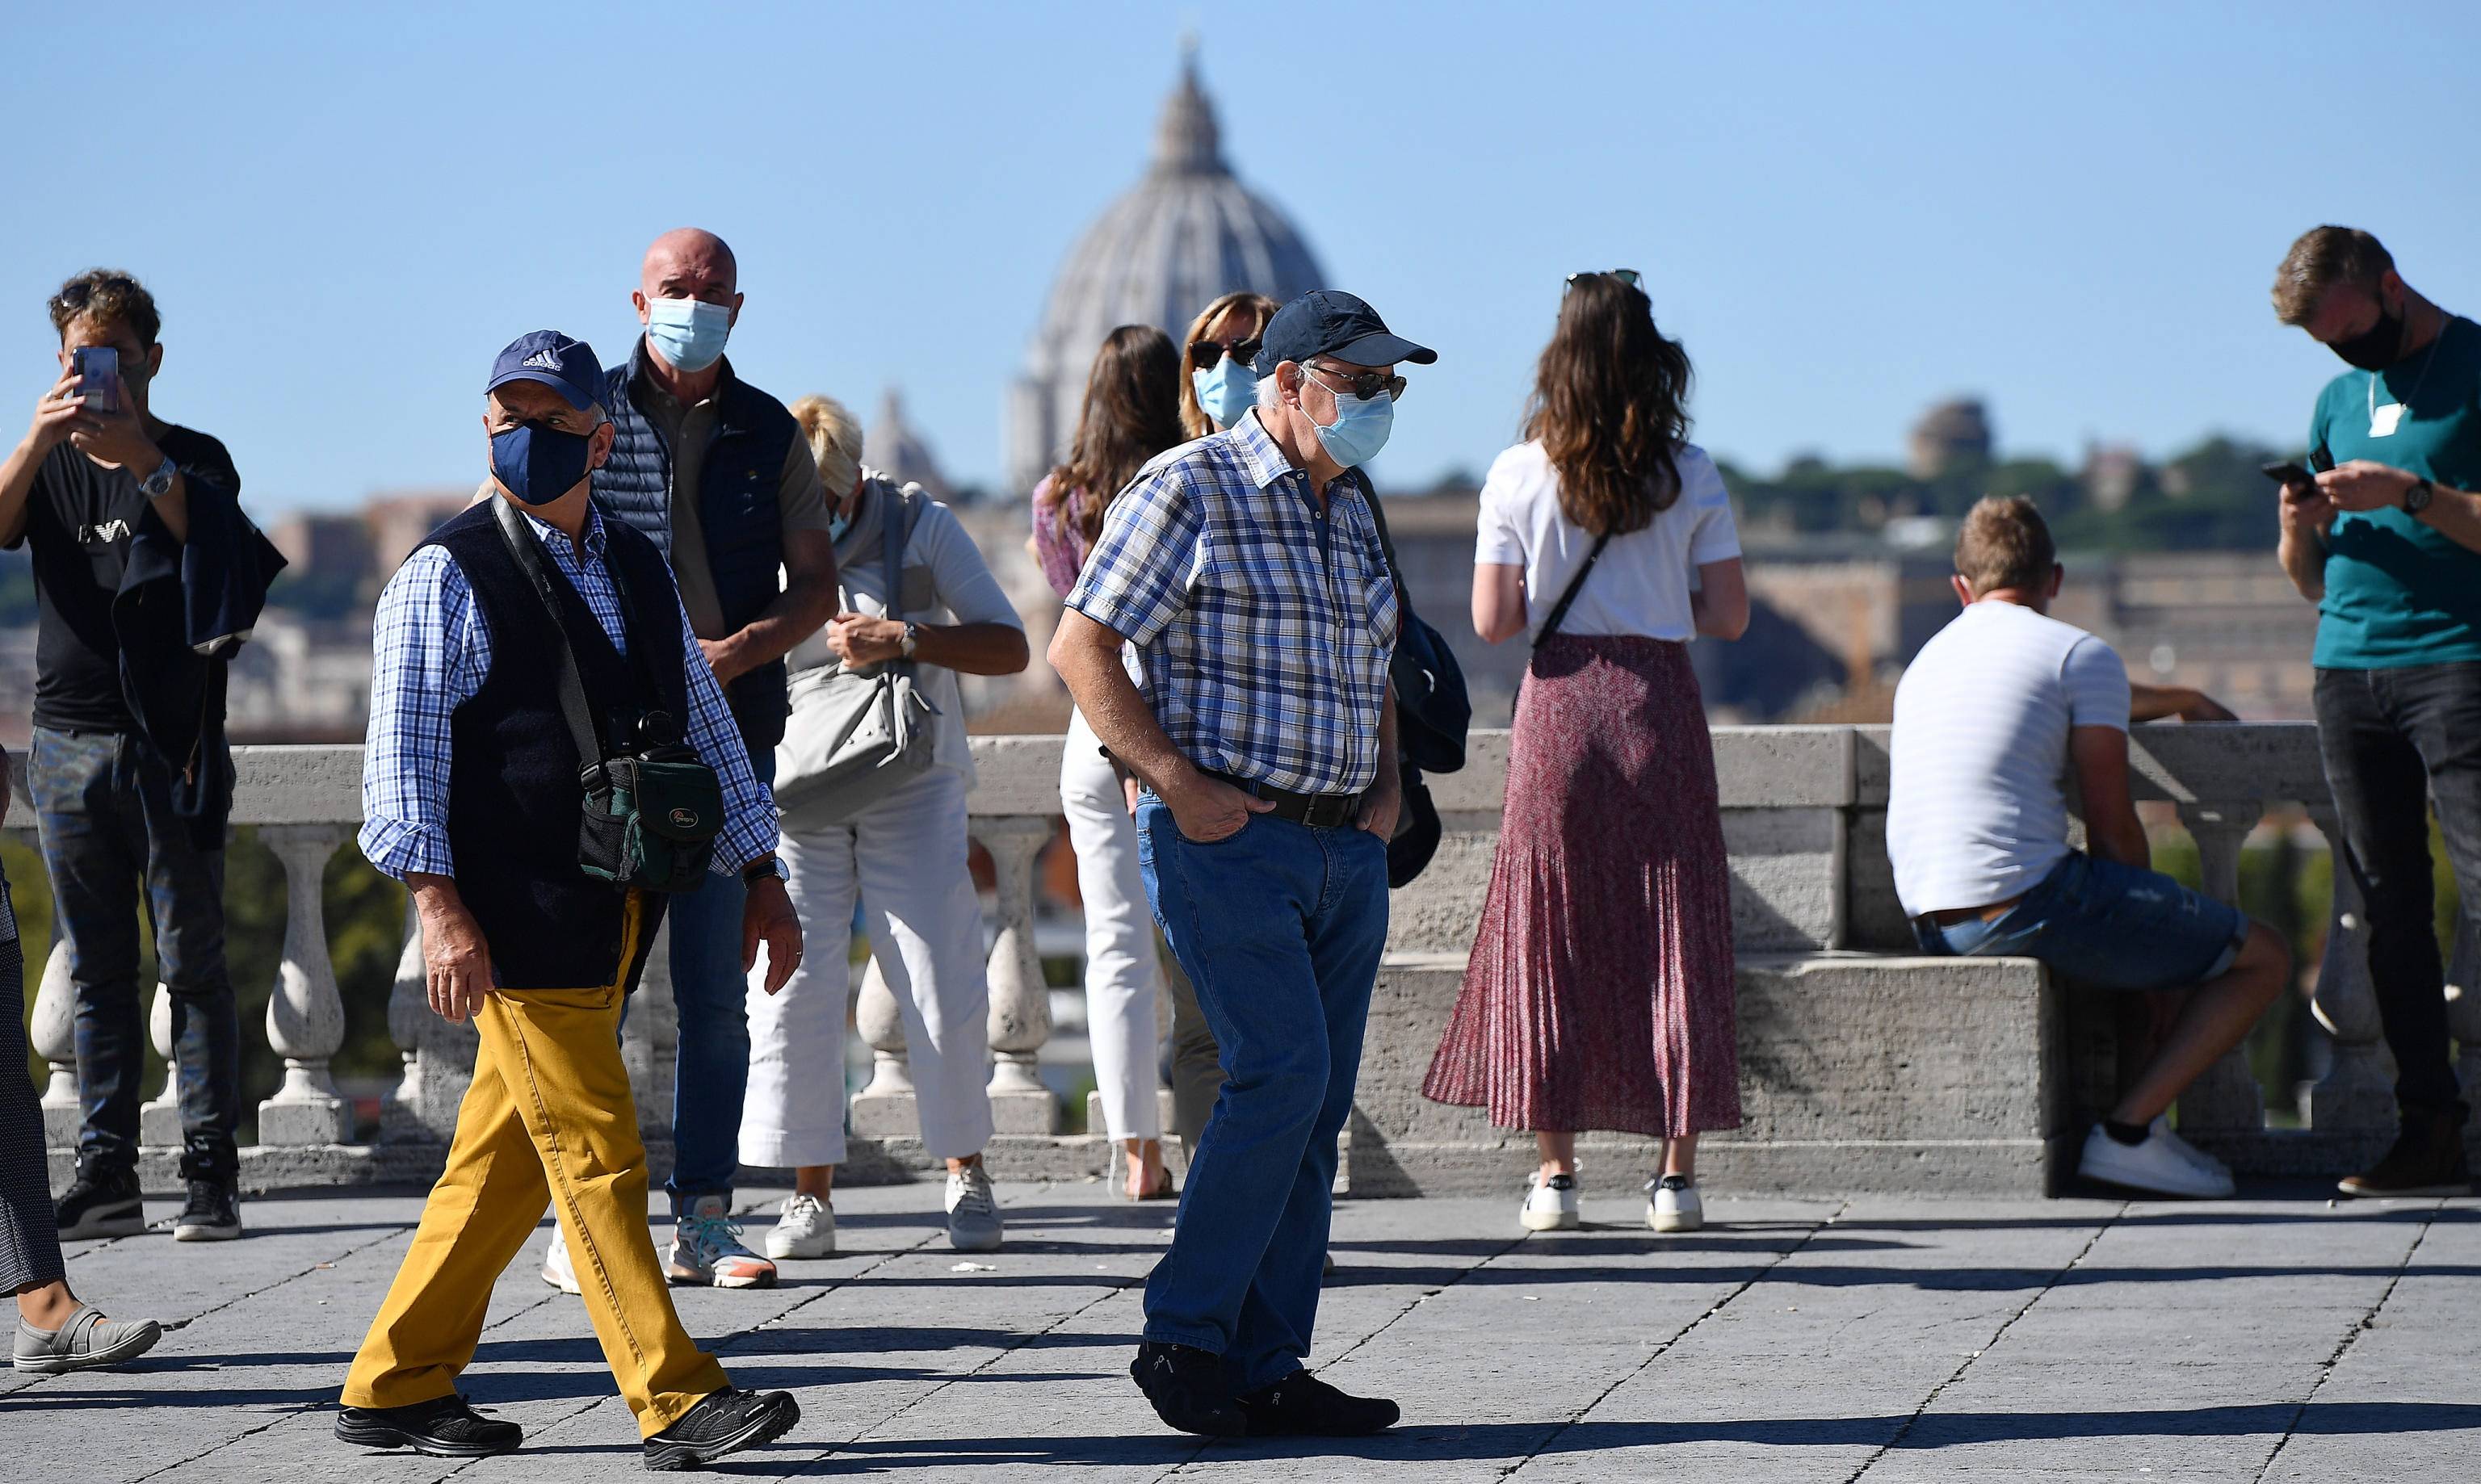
[785,476,1024,783]
[1474,439,1741,642]
[1885,600,2132,916]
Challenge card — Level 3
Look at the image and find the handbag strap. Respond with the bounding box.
[491,497,614,773]
[1533,529,1614,647]
[873,480,921,676]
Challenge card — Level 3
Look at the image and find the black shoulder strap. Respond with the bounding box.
[1533,530,1614,648]
[490,497,610,773]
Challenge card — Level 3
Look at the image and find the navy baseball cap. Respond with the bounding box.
[1254,291,1437,375]
[485,329,602,411]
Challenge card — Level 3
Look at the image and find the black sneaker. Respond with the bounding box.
[334,1394,522,1457]
[1235,1369,1400,1436]
[174,1179,242,1242]
[1130,1341,1246,1437]
[2340,1105,2473,1198]
[643,1386,800,1471]
[53,1170,144,1241]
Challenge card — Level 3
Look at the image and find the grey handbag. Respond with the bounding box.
[770,481,942,821]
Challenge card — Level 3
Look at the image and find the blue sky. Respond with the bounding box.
[4,1,2476,514]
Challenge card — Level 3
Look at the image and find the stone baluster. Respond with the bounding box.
[2444,912,2481,1144]
[138,981,182,1147]
[2172,800,2267,1137]
[30,937,82,1147]
[2303,803,2395,1138]
[976,816,1057,1133]
[846,954,917,1138]
[257,824,351,1145]
[378,894,480,1143]
[621,919,680,1155]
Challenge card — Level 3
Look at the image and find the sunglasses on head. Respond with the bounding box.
[1190,337,1263,368]
[1564,269,1643,291]
[1306,362,1408,403]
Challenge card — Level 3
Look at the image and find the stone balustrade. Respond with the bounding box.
[25,727,2470,1196]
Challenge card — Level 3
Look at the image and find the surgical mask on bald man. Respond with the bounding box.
[645,296,732,373]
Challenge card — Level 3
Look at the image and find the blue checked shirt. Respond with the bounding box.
[359,501,778,882]
[1068,409,1400,795]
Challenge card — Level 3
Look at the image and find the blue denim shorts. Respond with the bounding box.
[1911,852,2248,992]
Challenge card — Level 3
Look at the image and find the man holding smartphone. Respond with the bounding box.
[0,270,257,1243]
[2272,225,2481,1197]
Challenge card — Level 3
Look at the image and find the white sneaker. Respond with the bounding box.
[2149,1117,2234,1184]
[1520,1172,1580,1231]
[763,1193,837,1260]
[1647,1175,1703,1233]
[540,1226,581,1295]
[2080,1124,2235,1198]
[667,1196,779,1289]
[946,1164,1003,1253]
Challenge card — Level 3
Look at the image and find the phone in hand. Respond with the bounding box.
[69,346,120,415]
[2261,459,2317,497]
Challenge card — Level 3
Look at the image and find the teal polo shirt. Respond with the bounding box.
[2311,315,2481,669]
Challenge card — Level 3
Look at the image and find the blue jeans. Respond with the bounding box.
[1912,850,2247,992]
[661,748,774,1214]
[28,726,239,1184]
[1135,798,1390,1391]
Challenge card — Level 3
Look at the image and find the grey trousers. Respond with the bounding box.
[2,912,67,1292]
[1164,951,1222,1153]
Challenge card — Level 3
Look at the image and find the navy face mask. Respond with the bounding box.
[490,421,594,505]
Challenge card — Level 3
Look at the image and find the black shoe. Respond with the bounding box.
[1235,1370,1400,1436]
[2340,1105,2472,1198]
[644,1386,800,1471]
[335,1394,522,1457]
[1131,1341,1246,1437]
[174,1179,242,1242]
[53,1170,144,1241]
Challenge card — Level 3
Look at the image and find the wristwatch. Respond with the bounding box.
[2405,477,2436,515]
[138,454,177,499]
[741,854,787,885]
[899,622,921,659]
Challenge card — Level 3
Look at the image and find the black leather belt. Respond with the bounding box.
[1201,769,1364,829]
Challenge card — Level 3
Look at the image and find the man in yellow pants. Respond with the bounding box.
[338,331,805,1469]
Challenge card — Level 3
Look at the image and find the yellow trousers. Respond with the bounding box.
[342,897,728,1436]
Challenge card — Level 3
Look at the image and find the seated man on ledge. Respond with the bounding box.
[1887,495,2291,1198]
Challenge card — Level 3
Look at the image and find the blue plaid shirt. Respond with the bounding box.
[1068,409,1399,795]
[359,502,777,882]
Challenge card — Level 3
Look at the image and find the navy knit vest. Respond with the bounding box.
[592,340,796,753]
[423,503,691,991]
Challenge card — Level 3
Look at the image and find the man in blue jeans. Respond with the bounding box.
[1887,497,2291,1197]
[1053,291,1426,1438]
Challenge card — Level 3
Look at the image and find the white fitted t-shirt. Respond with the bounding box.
[1885,600,2132,916]
[1474,440,1740,642]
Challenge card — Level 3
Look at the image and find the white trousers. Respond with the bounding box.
[739,766,994,1167]
[1060,707,1165,1141]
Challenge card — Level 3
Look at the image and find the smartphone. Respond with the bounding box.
[2260,459,2315,492]
[69,346,120,415]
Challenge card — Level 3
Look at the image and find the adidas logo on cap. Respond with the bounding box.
[522,346,565,371]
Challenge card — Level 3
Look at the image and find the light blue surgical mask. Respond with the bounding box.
[1312,385,1394,468]
[1191,358,1257,430]
[644,296,732,373]
[828,507,853,543]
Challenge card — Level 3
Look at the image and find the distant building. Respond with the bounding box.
[365,489,476,577]
[267,512,373,587]
[2082,442,2146,512]
[1908,398,1993,479]
[1003,46,1326,497]
[866,390,958,506]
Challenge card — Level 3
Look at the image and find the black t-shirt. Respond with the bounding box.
[7,425,239,732]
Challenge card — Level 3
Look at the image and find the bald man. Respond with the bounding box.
[552,228,839,1296]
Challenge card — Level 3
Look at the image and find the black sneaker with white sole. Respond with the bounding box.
[53,1170,144,1241]
[174,1179,242,1241]
[334,1394,522,1457]
[643,1386,800,1471]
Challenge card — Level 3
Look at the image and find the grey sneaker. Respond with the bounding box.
[945,1163,1003,1253]
[14,1305,162,1373]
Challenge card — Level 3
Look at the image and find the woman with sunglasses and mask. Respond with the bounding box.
[1034,325,1188,1200]
[1422,271,1749,1236]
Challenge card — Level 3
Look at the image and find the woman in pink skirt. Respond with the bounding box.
[1421,271,1749,1235]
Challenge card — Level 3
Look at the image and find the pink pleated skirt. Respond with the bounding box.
[1423,634,1741,1138]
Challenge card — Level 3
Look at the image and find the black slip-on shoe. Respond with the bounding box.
[1236,1369,1400,1436]
[1130,1340,1246,1437]
[643,1386,799,1471]
[335,1394,522,1457]
[53,1171,144,1241]
[174,1178,243,1241]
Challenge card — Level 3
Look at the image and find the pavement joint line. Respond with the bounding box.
[1494,1198,1852,1482]
[1837,1199,2130,1484]
[2247,1197,2444,1484]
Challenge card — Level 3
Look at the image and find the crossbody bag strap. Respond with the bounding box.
[879,481,921,676]
[490,497,611,773]
[1533,529,1614,647]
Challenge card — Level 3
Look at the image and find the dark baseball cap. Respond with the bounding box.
[485,329,603,412]
[1254,291,1437,375]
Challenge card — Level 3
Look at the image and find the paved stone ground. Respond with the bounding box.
[6,1180,2476,1481]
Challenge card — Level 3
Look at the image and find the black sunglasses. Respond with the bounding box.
[1306,362,1408,404]
[1564,269,1643,290]
[1190,337,1263,368]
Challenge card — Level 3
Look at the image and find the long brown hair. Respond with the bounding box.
[1178,291,1281,439]
[1051,324,1185,545]
[1523,273,1693,536]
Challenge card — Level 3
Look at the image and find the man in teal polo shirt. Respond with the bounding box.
[2273,225,2481,1197]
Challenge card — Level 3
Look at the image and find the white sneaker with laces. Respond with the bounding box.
[1520,1172,1580,1231]
[541,1226,582,1294]
[946,1164,1003,1253]
[1647,1175,1703,1233]
[2149,1117,2233,1184]
[764,1193,837,1260]
[667,1196,779,1289]
[2079,1124,2235,1198]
